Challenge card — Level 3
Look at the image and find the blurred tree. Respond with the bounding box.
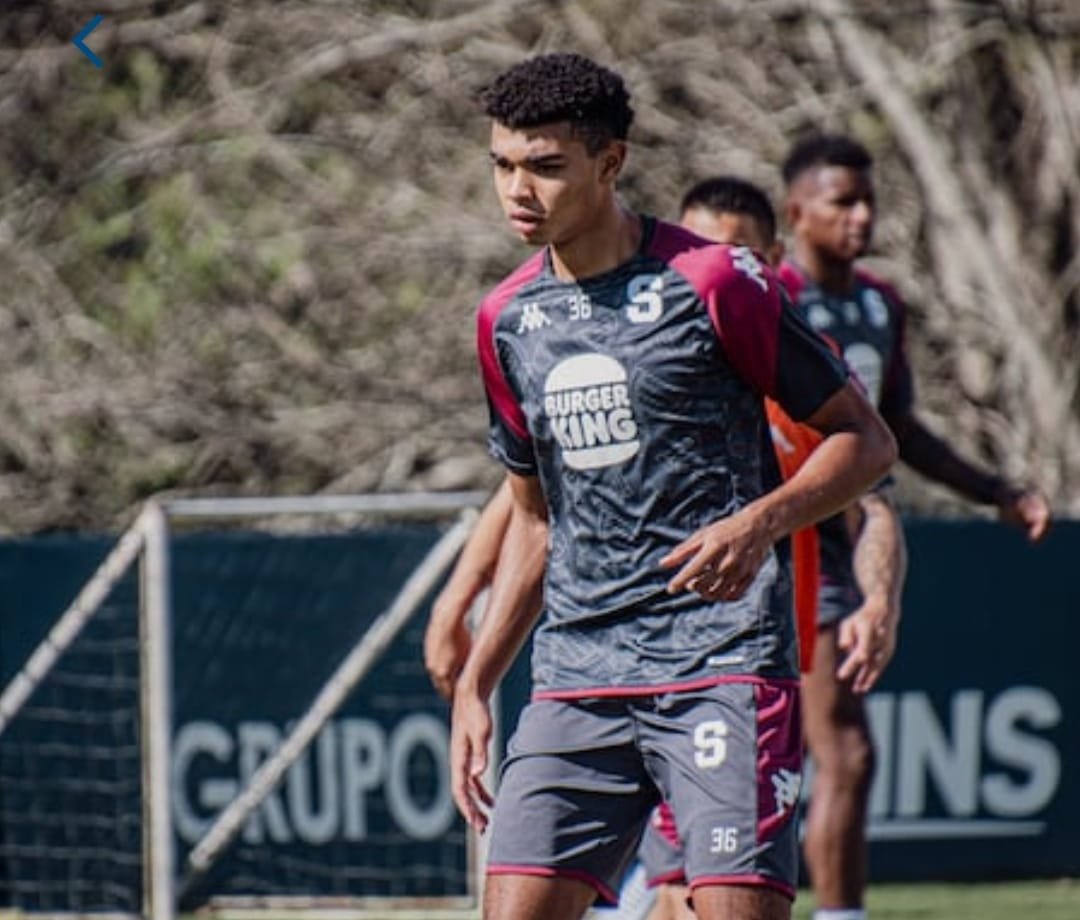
[0,0,1076,531]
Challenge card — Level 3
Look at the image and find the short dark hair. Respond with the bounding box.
[480,53,634,155]
[781,133,873,186]
[679,176,777,244]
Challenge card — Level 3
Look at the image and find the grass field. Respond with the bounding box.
[791,879,1080,919]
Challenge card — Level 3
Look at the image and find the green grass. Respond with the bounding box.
[793,879,1080,919]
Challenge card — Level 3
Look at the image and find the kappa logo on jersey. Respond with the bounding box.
[732,246,768,292]
[771,767,801,816]
[543,353,640,470]
[516,301,551,334]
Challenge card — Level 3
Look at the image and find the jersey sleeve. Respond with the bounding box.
[476,301,537,475]
[687,246,848,420]
[878,284,916,419]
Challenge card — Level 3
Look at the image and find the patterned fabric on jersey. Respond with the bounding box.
[766,400,822,671]
[478,218,848,696]
[777,262,913,604]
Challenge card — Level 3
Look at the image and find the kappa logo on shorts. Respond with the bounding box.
[771,767,801,815]
[543,353,640,470]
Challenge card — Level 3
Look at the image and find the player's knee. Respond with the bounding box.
[814,726,875,786]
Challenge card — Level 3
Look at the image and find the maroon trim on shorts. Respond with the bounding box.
[689,873,796,901]
[646,868,687,889]
[755,681,802,843]
[486,864,619,907]
[532,674,799,702]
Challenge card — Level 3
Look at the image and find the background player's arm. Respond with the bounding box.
[837,489,907,693]
[450,472,547,831]
[885,406,1050,541]
[664,380,896,600]
[424,478,513,699]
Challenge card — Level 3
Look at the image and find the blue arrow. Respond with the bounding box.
[73,15,104,68]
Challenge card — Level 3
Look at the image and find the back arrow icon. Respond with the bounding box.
[73,15,104,68]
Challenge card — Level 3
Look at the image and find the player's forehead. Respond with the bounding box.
[681,207,771,251]
[489,120,584,160]
[799,163,874,201]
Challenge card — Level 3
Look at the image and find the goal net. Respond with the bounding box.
[0,492,488,920]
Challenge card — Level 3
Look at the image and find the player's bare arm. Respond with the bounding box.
[664,380,896,600]
[885,406,1051,541]
[836,489,907,693]
[450,472,547,832]
[424,478,514,699]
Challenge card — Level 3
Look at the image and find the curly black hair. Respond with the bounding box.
[480,53,634,154]
[680,175,777,244]
[782,133,873,186]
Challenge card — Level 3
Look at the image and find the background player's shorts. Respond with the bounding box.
[487,679,802,906]
[817,578,861,627]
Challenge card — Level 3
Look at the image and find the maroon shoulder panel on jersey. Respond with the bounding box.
[476,251,546,442]
[659,227,782,399]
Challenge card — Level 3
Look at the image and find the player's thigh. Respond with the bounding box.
[637,680,801,901]
[692,882,791,920]
[483,871,597,920]
[801,624,869,752]
[488,698,657,906]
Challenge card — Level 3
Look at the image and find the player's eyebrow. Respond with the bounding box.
[489,151,566,168]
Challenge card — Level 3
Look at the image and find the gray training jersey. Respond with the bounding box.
[478,218,848,697]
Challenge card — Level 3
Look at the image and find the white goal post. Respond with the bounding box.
[0,491,488,920]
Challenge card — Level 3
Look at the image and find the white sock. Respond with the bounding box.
[813,910,867,920]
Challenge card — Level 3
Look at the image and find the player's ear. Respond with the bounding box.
[784,195,802,230]
[598,140,627,184]
[767,238,785,268]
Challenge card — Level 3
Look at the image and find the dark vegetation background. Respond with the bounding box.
[1,0,1077,532]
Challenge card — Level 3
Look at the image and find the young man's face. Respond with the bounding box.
[680,207,783,267]
[489,120,621,247]
[787,165,875,263]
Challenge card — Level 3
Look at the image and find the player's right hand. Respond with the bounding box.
[450,686,494,832]
[997,486,1052,543]
[423,599,473,699]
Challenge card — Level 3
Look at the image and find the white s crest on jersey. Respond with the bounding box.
[863,288,890,329]
[626,274,664,324]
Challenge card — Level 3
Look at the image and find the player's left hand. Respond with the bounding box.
[836,595,899,694]
[661,510,771,601]
[449,686,495,833]
[997,486,1051,543]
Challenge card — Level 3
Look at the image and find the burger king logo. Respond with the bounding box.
[543,354,640,470]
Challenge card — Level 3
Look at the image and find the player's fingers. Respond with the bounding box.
[660,533,704,570]
[450,735,481,829]
[666,549,717,594]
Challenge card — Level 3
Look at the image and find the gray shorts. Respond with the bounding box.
[639,802,685,887]
[817,579,861,627]
[487,679,802,906]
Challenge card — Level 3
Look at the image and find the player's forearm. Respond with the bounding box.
[456,508,547,701]
[431,479,514,624]
[890,412,1007,505]
[754,386,897,542]
[853,491,907,610]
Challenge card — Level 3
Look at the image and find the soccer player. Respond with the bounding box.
[450,53,896,920]
[639,176,907,920]
[780,133,1052,920]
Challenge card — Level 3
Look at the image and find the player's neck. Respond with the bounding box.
[548,204,642,282]
[792,240,857,294]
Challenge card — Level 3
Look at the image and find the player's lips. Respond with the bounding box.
[509,211,544,233]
